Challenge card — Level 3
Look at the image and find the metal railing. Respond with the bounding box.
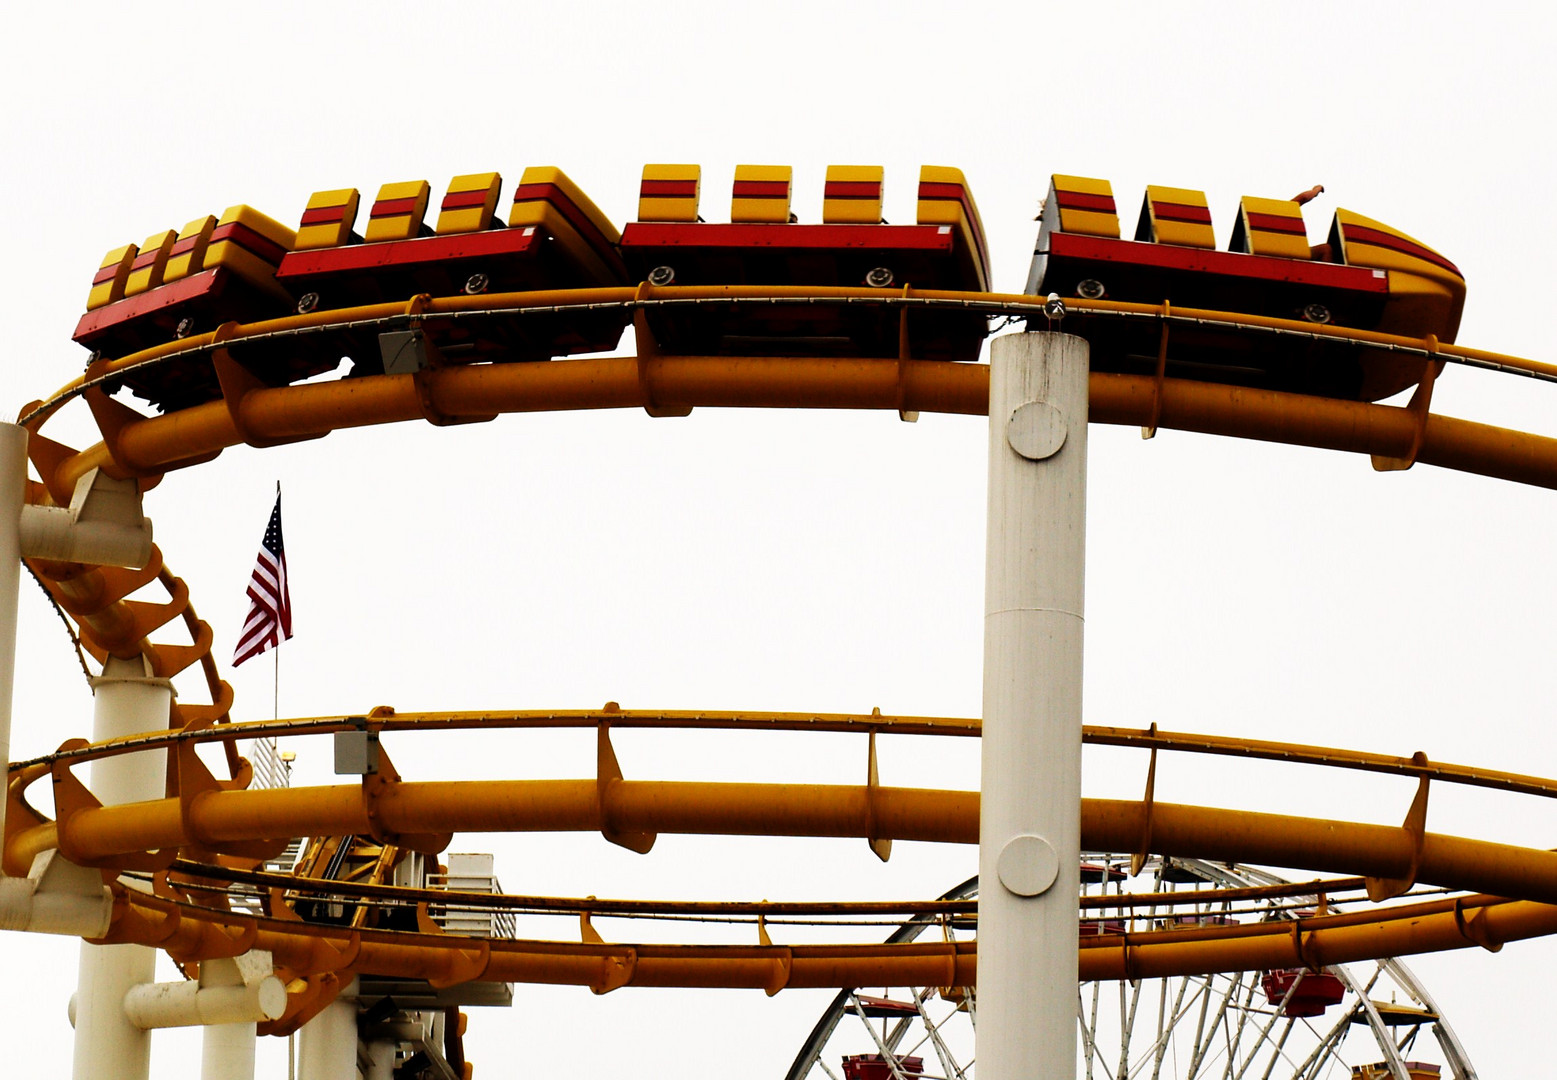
[427,854,516,939]
[245,737,290,790]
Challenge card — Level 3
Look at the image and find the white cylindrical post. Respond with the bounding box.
[297,980,358,1080]
[202,1021,258,1080]
[0,423,27,846]
[977,332,1089,1080]
[85,654,171,803]
[365,1038,397,1080]
[73,654,174,1080]
[195,955,283,1080]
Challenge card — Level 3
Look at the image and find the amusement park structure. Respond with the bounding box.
[3,161,1555,1080]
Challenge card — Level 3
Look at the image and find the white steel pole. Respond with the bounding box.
[0,424,26,846]
[977,331,1089,1080]
[194,955,282,1080]
[297,979,358,1080]
[365,1038,397,1080]
[202,1021,257,1080]
[72,653,174,1080]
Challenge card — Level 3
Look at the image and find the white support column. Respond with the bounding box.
[202,1022,258,1080]
[364,1038,397,1080]
[72,654,174,1080]
[0,423,26,846]
[298,979,359,1080]
[977,332,1089,1080]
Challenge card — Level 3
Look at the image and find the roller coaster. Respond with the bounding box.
[6,163,1557,1079]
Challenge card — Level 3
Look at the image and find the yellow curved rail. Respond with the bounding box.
[12,283,1557,1000]
[14,717,1557,907]
[16,708,1557,801]
[84,885,1551,996]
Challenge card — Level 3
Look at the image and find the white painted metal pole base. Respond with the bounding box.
[72,654,174,1080]
[365,1038,397,1080]
[202,1021,258,1080]
[72,942,156,1080]
[977,332,1089,1080]
[0,424,26,846]
[298,980,359,1080]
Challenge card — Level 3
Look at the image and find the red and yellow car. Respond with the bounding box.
[1027,174,1464,401]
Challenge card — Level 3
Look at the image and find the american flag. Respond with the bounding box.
[233,493,292,667]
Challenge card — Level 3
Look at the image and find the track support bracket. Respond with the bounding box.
[1365,751,1430,901]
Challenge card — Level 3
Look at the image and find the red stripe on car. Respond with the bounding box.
[824,181,882,199]
[918,181,991,275]
[1052,190,1117,214]
[370,197,421,218]
[209,222,287,265]
[1343,224,1462,276]
[301,205,348,226]
[1152,201,1212,225]
[511,183,625,273]
[1246,212,1307,236]
[440,189,490,212]
[639,180,698,198]
[732,180,790,199]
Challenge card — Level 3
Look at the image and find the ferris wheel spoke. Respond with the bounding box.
[1183,973,1217,1075]
[1118,974,1144,1080]
[1146,970,1197,1080]
[1079,989,1105,1080]
[848,994,899,1079]
[1084,979,1103,1080]
[911,989,969,1080]
[1215,975,1260,1080]
[1230,990,1297,1080]
[1251,1015,1297,1080]
[1184,972,1242,1077]
[883,1016,913,1055]
[1290,1005,1357,1080]
[1130,977,1220,1080]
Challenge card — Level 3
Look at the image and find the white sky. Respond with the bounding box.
[2,1,1555,1075]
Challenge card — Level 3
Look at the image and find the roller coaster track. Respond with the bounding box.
[10,285,1557,1011]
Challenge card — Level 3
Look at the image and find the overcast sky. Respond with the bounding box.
[2,2,1555,1076]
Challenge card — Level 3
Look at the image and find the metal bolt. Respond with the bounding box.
[464,272,490,296]
[647,265,676,287]
[1302,302,1332,324]
[175,317,195,339]
[865,266,894,288]
[297,292,321,315]
[1077,279,1106,300]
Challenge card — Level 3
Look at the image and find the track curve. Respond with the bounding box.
[10,282,1557,1013]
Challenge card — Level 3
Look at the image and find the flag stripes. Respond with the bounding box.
[233,493,292,667]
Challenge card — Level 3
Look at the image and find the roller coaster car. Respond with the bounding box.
[619,164,991,361]
[1025,175,1466,402]
[71,207,332,412]
[274,168,631,372]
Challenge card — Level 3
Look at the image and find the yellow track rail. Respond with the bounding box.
[11,285,1557,1001]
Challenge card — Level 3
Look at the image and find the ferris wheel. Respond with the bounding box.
[783,856,1477,1080]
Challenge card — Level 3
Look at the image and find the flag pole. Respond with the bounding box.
[273,481,280,724]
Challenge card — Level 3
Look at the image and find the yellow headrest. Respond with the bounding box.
[296,189,360,251]
[731,165,791,223]
[822,165,883,225]
[638,164,700,223]
[365,180,430,243]
[435,173,503,235]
